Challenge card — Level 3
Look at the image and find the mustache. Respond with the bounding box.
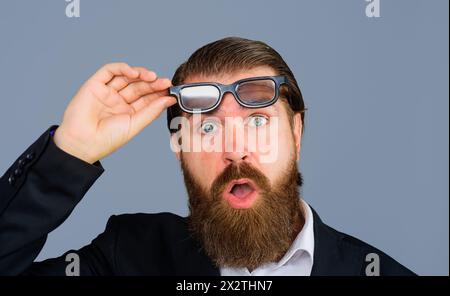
[209,162,271,200]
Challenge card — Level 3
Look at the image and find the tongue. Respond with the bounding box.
[231,183,253,199]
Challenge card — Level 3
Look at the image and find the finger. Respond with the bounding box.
[107,76,139,91]
[132,67,158,82]
[130,89,171,112]
[93,87,130,109]
[119,78,172,104]
[129,95,177,137]
[91,63,139,84]
[107,67,158,91]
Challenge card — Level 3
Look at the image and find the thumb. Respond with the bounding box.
[129,96,177,137]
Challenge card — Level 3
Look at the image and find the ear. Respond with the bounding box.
[292,113,302,161]
[170,132,181,161]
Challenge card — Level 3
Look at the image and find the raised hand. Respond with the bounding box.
[53,63,177,164]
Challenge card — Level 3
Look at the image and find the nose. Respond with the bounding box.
[219,93,249,165]
[223,150,248,165]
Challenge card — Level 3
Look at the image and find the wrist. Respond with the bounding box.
[53,127,97,164]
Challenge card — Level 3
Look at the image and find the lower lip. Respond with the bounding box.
[223,187,258,209]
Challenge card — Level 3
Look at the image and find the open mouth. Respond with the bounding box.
[223,179,259,209]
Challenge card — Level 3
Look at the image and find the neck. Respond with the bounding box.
[289,200,306,250]
[279,200,306,260]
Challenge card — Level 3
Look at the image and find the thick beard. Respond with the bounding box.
[181,157,304,271]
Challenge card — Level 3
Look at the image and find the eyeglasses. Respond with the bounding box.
[169,75,287,113]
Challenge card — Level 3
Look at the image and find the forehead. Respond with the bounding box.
[183,65,278,85]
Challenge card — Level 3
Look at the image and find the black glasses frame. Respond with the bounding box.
[169,75,287,113]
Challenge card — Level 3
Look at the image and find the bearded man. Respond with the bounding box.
[0,37,414,276]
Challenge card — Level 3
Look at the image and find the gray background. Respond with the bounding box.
[0,0,448,275]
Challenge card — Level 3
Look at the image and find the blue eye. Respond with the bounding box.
[200,121,218,134]
[248,115,268,127]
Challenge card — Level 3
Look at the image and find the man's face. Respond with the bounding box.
[171,66,304,269]
[173,66,302,205]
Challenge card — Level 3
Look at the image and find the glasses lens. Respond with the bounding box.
[237,79,276,106]
[180,85,220,111]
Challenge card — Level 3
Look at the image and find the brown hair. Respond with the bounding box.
[167,36,306,133]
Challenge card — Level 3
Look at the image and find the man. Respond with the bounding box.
[0,37,414,276]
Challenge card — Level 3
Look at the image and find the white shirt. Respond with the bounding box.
[220,199,315,276]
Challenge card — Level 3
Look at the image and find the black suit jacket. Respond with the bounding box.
[0,126,415,276]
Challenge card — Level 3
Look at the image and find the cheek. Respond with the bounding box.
[276,123,297,166]
[258,139,294,182]
[252,123,296,182]
[183,151,223,188]
[249,123,290,157]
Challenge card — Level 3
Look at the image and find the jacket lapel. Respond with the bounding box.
[310,207,364,275]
